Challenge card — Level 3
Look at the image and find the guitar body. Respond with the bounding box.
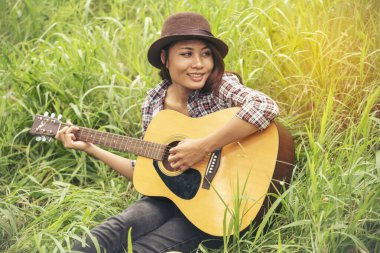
[133,107,294,236]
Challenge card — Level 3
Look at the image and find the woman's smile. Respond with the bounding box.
[187,72,206,82]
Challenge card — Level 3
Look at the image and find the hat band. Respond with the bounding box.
[161,28,214,38]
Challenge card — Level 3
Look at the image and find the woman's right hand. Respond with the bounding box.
[55,123,92,152]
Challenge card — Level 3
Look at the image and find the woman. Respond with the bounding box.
[57,12,279,253]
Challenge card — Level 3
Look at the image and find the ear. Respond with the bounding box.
[160,50,167,67]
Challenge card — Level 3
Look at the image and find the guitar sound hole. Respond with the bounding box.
[152,141,202,200]
[163,141,180,172]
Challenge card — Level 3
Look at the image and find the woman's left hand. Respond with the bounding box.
[168,138,210,171]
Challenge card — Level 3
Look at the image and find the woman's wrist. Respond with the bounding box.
[201,135,220,154]
[82,143,96,155]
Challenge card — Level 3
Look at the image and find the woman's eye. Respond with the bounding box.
[203,51,212,57]
[180,52,192,57]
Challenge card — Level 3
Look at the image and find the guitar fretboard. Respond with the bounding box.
[61,124,167,161]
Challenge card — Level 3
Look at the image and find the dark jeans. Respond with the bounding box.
[72,197,222,253]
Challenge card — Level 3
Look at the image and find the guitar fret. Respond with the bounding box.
[94,130,99,145]
[105,132,109,146]
[113,134,120,150]
[139,140,144,156]
[133,138,139,155]
[122,137,127,152]
[147,142,152,158]
[126,137,131,153]
[151,143,156,158]
[153,143,159,158]
[87,130,93,143]
[116,134,122,150]
[142,141,147,157]
[117,134,122,150]
[100,132,105,144]
[155,143,164,160]
[150,143,155,157]
[110,133,115,148]
[114,133,119,149]
[106,132,111,147]
[114,134,119,149]
[73,126,166,161]
[126,137,132,153]
[127,138,131,152]
[142,140,148,157]
[120,137,125,152]
[89,130,94,143]
[150,143,155,158]
[128,138,133,153]
[146,142,151,158]
[90,130,95,143]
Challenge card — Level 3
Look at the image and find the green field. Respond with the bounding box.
[1,0,379,252]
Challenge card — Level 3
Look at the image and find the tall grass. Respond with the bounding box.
[1,0,379,252]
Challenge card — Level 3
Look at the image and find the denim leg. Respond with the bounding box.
[132,212,223,253]
[72,197,177,253]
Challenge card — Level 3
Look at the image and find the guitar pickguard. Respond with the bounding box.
[153,160,201,200]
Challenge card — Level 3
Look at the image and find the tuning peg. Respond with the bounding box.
[42,136,47,142]
[58,114,62,120]
[44,112,49,116]
[51,113,56,118]
[36,136,42,141]
[47,137,53,142]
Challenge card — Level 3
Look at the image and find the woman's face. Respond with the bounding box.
[162,39,214,92]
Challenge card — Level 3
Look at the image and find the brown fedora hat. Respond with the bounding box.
[147,12,229,68]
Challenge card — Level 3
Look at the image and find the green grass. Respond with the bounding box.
[1,0,379,252]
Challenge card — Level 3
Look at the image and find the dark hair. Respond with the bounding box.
[159,39,225,95]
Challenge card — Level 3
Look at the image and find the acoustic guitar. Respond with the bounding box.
[29,107,295,236]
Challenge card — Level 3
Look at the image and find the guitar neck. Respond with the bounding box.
[61,123,166,161]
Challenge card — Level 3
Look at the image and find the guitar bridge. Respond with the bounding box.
[202,148,222,189]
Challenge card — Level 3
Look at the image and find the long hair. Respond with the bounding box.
[158,39,225,95]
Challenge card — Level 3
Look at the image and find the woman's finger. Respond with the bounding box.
[55,126,69,139]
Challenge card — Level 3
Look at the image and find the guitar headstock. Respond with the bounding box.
[30,113,62,141]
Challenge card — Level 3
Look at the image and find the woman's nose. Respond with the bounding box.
[191,55,203,69]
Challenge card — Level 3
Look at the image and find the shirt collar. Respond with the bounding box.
[146,79,170,99]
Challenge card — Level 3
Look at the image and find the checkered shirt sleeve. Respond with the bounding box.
[217,73,279,130]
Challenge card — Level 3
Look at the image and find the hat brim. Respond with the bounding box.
[147,35,229,69]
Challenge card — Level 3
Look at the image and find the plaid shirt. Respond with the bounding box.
[130,73,279,168]
[141,73,279,137]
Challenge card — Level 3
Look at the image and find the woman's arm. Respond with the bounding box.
[83,143,134,180]
[55,125,134,180]
[168,116,258,171]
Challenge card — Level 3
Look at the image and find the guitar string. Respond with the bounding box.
[61,124,212,161]
[77,129,164,152]
[77,128,211,161]
[78,128,212,162]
